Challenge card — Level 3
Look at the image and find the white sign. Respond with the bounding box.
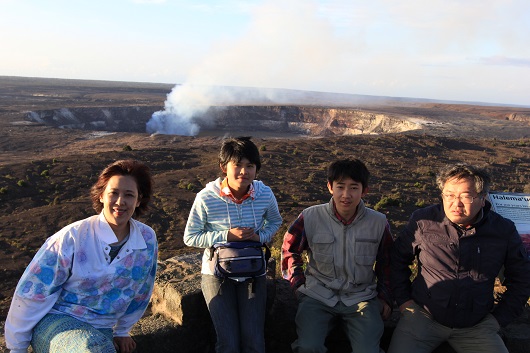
[488,192,530,255]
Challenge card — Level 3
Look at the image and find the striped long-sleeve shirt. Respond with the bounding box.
[184,177,282,275]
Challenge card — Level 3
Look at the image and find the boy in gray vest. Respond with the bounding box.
[281,158,393,353]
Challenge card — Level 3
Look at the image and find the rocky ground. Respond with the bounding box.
[1,76,529,351]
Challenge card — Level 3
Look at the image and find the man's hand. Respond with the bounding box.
[398,299,416,313]
[379,298,392,320]
[227,227,259,241]
[113,336,136,353]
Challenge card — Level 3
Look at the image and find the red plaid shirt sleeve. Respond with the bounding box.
[375,221,394,307]
[281,213,308,291]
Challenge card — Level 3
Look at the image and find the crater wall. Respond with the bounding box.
[26,105,421,136]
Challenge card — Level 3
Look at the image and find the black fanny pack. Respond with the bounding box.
[208,241,271,278]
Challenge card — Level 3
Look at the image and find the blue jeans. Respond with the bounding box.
[292,294,384,353]
[201,274,267,353]
[387,301,508,353]
[31,313,115,353]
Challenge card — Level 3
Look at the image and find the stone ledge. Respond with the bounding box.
[131,253,530,353]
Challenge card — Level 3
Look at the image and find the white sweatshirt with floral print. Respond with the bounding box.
[5,213,158,353]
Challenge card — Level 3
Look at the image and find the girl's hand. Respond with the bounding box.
[227,227,259,241]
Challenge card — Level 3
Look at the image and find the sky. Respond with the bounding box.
[2,0,530,107]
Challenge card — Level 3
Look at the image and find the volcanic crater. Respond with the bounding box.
[1,76,530,352]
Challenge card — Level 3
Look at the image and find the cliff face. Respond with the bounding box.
[24,103,530,139]
[507,113,530,123]
[26,106,159,133]
[26,105,421,136]
[210,106,420,135]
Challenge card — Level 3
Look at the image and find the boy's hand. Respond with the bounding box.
[379,299,392,320]
[228,227,259,241]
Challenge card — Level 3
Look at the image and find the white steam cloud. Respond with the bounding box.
[146,84,284,136]
[146,0,530,135]
[146,0,345,136]
[146,84,204,136]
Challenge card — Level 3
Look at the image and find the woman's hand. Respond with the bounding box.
[113,335,136,353]
[227,227,259,242]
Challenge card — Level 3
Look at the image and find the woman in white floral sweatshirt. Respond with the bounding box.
[5,159,158,353]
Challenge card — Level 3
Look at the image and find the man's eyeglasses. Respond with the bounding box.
[441,193,480,204]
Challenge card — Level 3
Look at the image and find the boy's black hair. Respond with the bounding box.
[219,136,261,172]
[327,158,370,190]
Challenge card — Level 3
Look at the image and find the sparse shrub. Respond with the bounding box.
[415,199,427,208]
[259,145,267,151]
[270,245,282,277]
[374,194,402,211]
[304,172,316,183]
[0,186,8,194]
[40,170,49,177]
[178,179,195,191]
[507,157,516,164]
[415,166,436,176]
[409,260,418,281]
[17,180,27,187]
[122,145,133,151]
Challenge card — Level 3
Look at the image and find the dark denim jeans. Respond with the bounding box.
[201,274,267,353]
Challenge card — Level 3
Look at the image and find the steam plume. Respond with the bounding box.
[146,84,280,136]
[146,0,341,136]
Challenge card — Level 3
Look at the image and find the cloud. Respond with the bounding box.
[132,0,166,4]
[478,56,530,67]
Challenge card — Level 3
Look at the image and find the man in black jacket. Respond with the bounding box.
[388,163,530,353]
